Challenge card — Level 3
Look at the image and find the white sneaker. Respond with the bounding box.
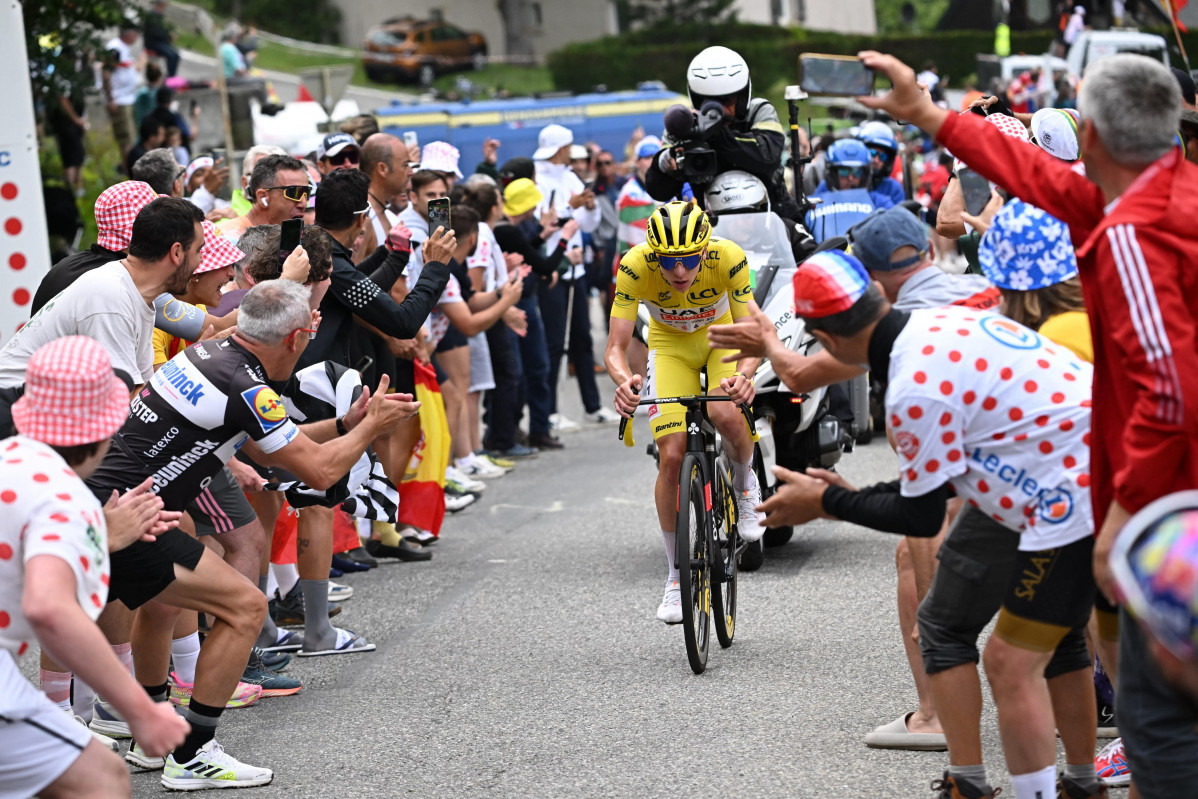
[74,714,119,752]
[656,580,683,624]
[459,454,506,479]
[549,413,580,433]
[585,407,622,424]
[161,739,273,790]
[446,465,486,494]
[736,474,766,543]
[88,697,131,738]
[126,741,165,770]
[445,492,476,513]
[328,580,353,601]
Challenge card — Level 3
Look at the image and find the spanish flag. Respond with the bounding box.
[397,361,449,538]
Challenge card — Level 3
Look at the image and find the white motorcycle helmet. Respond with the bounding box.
[687,46,751,119]
[704,170,769,214]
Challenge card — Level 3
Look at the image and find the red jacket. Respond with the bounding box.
[938,111,1198,528]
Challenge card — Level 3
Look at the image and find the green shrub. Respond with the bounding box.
[548,27,1061,95]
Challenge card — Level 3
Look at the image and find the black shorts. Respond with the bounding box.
[52,121,85,169]
[106,527,206,609]
[187,467,257,536]
[994,536,1096,653]
[435,325,468,353]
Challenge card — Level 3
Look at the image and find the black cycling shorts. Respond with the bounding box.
[187,467,257,536]
[106,528,206,609]
[994,536,1096,653]
[435,325,468,353]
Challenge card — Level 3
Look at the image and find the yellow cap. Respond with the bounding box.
[503,178,543,217]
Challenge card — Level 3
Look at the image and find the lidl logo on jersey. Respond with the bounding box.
[968,446,1076,524]
[980,315,1042,350]
[241,386,288,433]
[156,360,206,405]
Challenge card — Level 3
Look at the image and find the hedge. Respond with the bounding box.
[548,24,1198,95]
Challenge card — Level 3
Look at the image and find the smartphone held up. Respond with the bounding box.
[799,54,876,97]
[427,197,451,234]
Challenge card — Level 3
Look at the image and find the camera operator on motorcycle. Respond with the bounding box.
[605,200,765,625]
[807,139,886,244]
[857,121,907,207]
[646,46,802,222]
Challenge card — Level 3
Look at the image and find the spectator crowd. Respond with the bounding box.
[10,15,1198,799]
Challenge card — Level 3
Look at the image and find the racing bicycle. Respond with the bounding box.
[619,394,758,674]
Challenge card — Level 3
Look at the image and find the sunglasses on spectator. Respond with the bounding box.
[597,159,614,166]
[269,185,310,203]
[867,147,890,160]
[174,167,187,183]
[328,150,360,166]
[286,326,319,346]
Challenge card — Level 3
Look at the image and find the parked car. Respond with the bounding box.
[362,16,487,85]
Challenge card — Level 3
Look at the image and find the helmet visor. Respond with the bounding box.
[657,251,705,271]
[833,166,869,180]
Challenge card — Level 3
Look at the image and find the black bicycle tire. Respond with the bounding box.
[711,456,737,648]
[676,453,710,674]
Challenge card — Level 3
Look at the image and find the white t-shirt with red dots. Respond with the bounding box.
[0,437,109,659]
[885,306,1095,551]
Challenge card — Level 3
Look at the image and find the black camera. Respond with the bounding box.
[662,101,726,188]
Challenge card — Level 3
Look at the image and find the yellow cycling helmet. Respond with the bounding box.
[646,200,712,258]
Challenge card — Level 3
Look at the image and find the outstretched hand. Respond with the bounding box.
[856,51,950,136]
[708,301,777,362]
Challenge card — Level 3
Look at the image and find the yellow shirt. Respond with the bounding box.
[152,303,206,368]
[610,237,753,336]
[1038,310,1093,364]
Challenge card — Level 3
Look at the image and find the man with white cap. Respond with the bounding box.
[532,123,609,432]
[0,336,188,799]
[316,132,361,175]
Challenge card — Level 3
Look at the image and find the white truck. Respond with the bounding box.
[1066,29,1170,76]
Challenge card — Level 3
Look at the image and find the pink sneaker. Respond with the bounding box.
[168,671,263,709]
[1096,737,1131,787]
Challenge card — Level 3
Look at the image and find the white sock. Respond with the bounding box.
[71,677,96,721]
[1009,766,1056,799]
[171,632,202,685]
[662,529,679,583]
[271,562,299,597]
[264,567,279,599]
[731,458,754,494]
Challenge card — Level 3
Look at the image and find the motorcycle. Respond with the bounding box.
[706,200,868,570]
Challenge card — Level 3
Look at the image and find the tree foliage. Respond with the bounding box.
[22,0,135,103]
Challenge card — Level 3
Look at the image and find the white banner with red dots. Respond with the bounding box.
[0,1,52,345]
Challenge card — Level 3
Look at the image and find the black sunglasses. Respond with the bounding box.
[328,150,359,166]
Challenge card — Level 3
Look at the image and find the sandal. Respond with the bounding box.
[297,627,376,657]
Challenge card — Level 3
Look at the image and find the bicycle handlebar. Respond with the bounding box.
[617,395,759,448]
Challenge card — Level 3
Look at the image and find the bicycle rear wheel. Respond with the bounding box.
[711,456,738,648]
[676,453,711,674]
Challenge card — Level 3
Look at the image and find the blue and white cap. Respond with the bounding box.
[978,199,1077,291]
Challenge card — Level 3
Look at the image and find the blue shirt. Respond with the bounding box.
[805,187,877,244]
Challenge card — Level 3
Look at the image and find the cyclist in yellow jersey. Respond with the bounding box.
[605,200,765,624]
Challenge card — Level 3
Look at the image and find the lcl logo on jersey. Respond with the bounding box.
[1037,487,1075,525]
[980,315,1042,350]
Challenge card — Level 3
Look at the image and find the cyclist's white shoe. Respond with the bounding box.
[736,477,766,543]
[657,580,683,624]
[161,739,273,790]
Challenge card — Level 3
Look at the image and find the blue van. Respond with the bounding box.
[373,85,686,169]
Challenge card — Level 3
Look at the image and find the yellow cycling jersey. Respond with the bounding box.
[610,237,753,335]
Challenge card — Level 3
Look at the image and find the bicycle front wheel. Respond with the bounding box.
[711,456,737,648]
[676,453,711,675]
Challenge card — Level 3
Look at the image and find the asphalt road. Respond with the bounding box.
[18,364,1122,797]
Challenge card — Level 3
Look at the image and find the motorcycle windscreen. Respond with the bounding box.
[710,211,796,309]
[804,188,875,245]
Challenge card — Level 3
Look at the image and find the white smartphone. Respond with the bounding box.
[403,131,419,150]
